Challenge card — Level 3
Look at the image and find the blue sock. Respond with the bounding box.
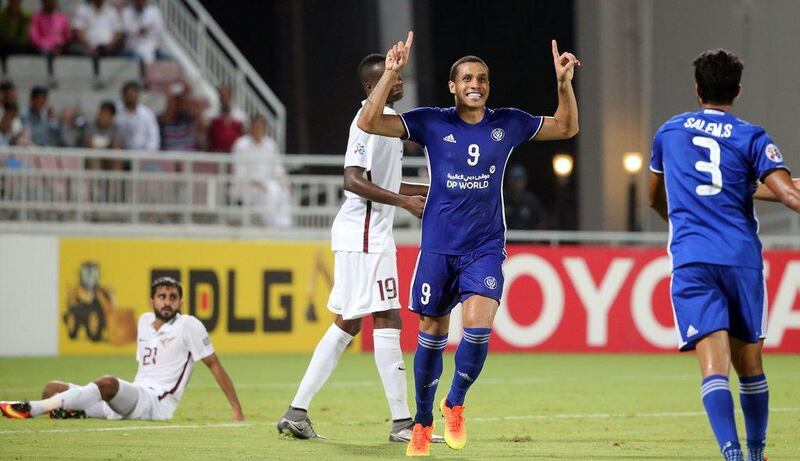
[413,331,447,427]
[739,374,768,461]
[446,327,490,407]
[701,375,741,459]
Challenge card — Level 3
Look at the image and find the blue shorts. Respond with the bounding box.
[671,263,766,351]
[408,249,505,317]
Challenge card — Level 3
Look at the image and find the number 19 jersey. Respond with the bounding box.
[650,108,790,270]
[400,107,543,255]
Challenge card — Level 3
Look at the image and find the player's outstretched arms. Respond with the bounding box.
[753,176,800,202]
[344,166,426,218]
[648,171,668,222]
[357,32,414,138]
[534,39,580,141]
[202,353,245,421]
[760,170,800,213]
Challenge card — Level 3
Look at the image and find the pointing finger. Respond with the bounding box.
[405,31,414,51]
[551,39,559,60]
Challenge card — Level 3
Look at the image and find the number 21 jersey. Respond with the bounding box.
[400,107,543,255]
[651,108,790,270]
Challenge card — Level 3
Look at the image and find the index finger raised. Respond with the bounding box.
[405,31,414,51]
[551,39,559,60]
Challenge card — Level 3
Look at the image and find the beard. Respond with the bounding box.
[153,306,178,322]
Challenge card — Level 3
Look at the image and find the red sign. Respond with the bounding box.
[361,246,800,353]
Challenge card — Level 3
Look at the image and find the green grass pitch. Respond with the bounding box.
[0,353,798,460]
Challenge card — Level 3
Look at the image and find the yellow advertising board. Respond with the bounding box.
[58,238,353,355]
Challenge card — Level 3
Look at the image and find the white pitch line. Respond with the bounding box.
[0,422,252,436]
[469,407,800,423]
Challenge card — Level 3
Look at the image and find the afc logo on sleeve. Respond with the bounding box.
[353,142,366,157]
[765,144,783,163]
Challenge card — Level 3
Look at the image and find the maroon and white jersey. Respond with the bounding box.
[133,313,214,408]
[331,102,403,253]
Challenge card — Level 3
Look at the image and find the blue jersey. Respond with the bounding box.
[651,108,790,270]
[400,107,543,255]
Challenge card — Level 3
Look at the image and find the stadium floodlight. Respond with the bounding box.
[552,153,574,178]
[623,151,643,175]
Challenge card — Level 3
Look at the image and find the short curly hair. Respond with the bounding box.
[693,49,743,105]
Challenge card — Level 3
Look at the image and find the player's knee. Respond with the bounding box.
[373,310,402,330]
[95,375,120,400]
[335,317,362,336]
[42,381,69,399]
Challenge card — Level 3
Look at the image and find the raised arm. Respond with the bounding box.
[357,32,414,137]
[534,40,580,141]
[202,353,244,421]
[344,166,425,218]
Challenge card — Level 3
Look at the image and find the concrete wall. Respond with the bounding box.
[577,0,800,230]
[0,235,59,356]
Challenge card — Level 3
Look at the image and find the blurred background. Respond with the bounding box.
[1,0,799,357]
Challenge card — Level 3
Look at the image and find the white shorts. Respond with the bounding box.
[82,380,175,421]
[327,251,401,320]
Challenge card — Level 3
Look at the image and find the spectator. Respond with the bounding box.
[158,82,201,152]
[0,0,31,74]
[82,100,121,150]
[207,85,245,153]
[203,84,248,126]
[70,0,123,86]
[21,86,60,146]
[230,115,291,227]
[122,0,163,65]
[0,101,25,146]
[0,80,18,105]
[115,80,159,153]
[503,164,548,230]
[29,0,72,85]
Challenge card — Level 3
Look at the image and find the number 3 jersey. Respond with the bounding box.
[400,107,543,255]
[133,313,215,406]
[651,108,790,270]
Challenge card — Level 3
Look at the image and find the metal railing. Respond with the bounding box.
[2,146,798,248]
[0,146,427,237]
[158,0,287,151]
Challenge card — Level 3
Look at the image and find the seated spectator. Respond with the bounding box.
[0,0,31,74]
[0,101,25,146]
[29,0,71,85]
[115,80,159,151]
[81,100,121,150]
[159,82,201,152]
[203,84,248,126]
[122,0,163,65]
[21,86,60,146]
[70,0,123,86]
[207,85,245,153]
[0,80,17,105]
[503,164,548,230]
[230,115,291,227]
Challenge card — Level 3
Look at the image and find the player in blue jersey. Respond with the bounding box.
[649,49,800,461]
[357,32,579,456]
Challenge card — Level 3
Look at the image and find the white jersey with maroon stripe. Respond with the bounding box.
[133,312,214,408]
[331,102,403,253]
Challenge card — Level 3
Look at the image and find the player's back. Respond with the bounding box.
[652,108,788,270]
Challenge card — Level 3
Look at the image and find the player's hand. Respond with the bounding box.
[402,194,426,219]
[385,31,414,74]
[552,39,580,83]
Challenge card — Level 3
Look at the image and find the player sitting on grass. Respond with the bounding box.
[0,277,244,422]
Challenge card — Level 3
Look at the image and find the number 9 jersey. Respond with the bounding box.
[400,107,543,255]
[650,108,790,270]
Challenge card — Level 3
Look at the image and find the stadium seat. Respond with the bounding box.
[144,61,184,94]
